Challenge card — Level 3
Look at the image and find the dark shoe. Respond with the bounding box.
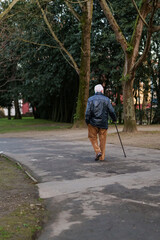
[95,152,102,161]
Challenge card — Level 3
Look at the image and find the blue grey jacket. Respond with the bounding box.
[85,92,117,129]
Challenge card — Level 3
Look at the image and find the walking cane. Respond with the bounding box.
[114,123,126,157]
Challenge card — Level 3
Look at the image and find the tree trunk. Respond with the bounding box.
[134,88,138,121]
[142,85,148,124]
[150,89,153,124]
[8,106,11,120]
[123,78,137,132]
[14,99,22,119]
[152,84,160,124]
[137,81,143,125]
[74,2,93,127]
[31,104,36,119]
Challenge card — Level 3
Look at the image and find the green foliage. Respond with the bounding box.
[0,0,80,122]
[120,74,131,82]
[91,1,123,100]
[0,0,159,125]
[126,43,133,54]
[107,0,137,41]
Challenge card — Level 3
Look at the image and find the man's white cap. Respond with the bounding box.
[94,84,104,93]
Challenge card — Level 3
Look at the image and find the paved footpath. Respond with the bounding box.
[0,128,160,240]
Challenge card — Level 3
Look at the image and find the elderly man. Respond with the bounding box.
[85,84,117,161]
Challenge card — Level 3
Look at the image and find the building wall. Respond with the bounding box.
[2,100,31,117]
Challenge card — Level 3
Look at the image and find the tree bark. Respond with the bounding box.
[8,106,11,120]
[123,78,137,132]
[14,99,22,119]
[152,78,160,124]
[74,0,93,127]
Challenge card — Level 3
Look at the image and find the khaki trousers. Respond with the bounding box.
[88,124,107,160]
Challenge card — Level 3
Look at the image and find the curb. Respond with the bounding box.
[0,152,38,184]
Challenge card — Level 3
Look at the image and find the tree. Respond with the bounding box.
[13,1,80,122]
[0,1,25,119]
[67,0,93,126]
[2,0,160,127]
[1,0,93,125]
[33,0,93,126]
[99,0,160,132]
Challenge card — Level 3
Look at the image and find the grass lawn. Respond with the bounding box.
[0,156,46,240]
[0,117,72,133]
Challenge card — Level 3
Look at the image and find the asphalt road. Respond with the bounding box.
[0,129,160,240]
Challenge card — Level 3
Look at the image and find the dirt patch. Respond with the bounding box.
[107,131,160,150]
[0,156,47,240]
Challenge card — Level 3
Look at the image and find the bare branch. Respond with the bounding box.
[87,0,93,21]
[77,0,83,9]
[133,30,152,72]
[0,0,20,21]
[65,0,88,4]
[152,25,160,32]
[18,38,59,49]
[131,0,149,28]
[0,90,11,92]
[0,79,23,88]
[65,0,86,10]
[132,0,158,71]
[36,0,80,74]
[64,0,80,21]
[151,0,160,32]
[98,0,128,53]
[59,49,76,70]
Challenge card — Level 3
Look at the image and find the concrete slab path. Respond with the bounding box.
[0,127,160,240]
